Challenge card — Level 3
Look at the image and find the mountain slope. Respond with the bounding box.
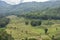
[0,1,11,14]
[24,6,60,20]
[0,1,10,6]
[0,1,60,15]
[8,1,60,15]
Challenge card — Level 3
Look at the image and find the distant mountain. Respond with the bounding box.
[50,0,60,1]
[0,1,60,15]
[10,1,60,15]
[24,7,60,20]
[0,1,9,6]
[0,1,11,14]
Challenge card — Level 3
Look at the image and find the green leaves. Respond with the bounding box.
[0,18,10,28]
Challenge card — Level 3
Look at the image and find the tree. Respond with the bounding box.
[30,20,41,26]
[45,28,48,34]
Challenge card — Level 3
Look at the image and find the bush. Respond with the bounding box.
[30,20,41,26]
[44,21,54,25]
[25,21,29,25]
[54,37,60,40]
[29,38,37,40]
[44,28,48,34]
[25,37,28,40]
[0,29,14,40]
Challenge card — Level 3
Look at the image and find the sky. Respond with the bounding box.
[1,0,50,5]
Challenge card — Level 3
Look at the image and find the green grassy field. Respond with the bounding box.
[5,15,60,40]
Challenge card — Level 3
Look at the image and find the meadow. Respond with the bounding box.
[5,15,60,40]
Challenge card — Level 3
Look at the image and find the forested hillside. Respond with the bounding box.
[18,7,60,20]
[0,1,60,15]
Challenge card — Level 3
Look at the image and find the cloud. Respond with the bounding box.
[1,0,49,5]
[23,0,49,2]
[2,0,21,4]
[49,0,59,1]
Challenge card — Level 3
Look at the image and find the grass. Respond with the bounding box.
[5,15,60,40]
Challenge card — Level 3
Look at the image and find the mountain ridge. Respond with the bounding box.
[0,1,60,15]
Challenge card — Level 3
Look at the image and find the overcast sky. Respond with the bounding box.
[1,0,58,5]
[1,0,50,5]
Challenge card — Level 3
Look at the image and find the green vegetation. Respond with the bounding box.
[0,4,60,40]
[4,15,60,40]
[44,28,48,34]
[22,7,60,20]
[30,20,41,26]
[0,28,14,40]
[0,18,10,28]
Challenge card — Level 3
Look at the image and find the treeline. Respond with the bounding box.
[24,15,60,20]
[0,7,60,20]
[17,7,60,20]
[25,20,41,26]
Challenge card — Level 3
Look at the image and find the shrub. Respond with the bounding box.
[51,35,55,40]
[54,37,60,40]
[30,20,41,26]
[25,21,29,25]
[44,21,54,25]
[44,28,48,34]
[25,37,28,40]
[0,29,14,40]
[29,38,37,40]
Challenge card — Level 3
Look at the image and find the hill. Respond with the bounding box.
[23,7,60,20]
[5,15,60,40]
[0,1,60,15]
[8,1,60,15]
[0,1,60,40]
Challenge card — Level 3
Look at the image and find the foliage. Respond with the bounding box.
[23,7,60,20]
[25,21,29,25]
[0,28,14,40]
[0,18,10,28]
[30,20,41,26]
[5,16,60,40]
[45,28,48,34]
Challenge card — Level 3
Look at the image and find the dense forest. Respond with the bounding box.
[17,7,60,20]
